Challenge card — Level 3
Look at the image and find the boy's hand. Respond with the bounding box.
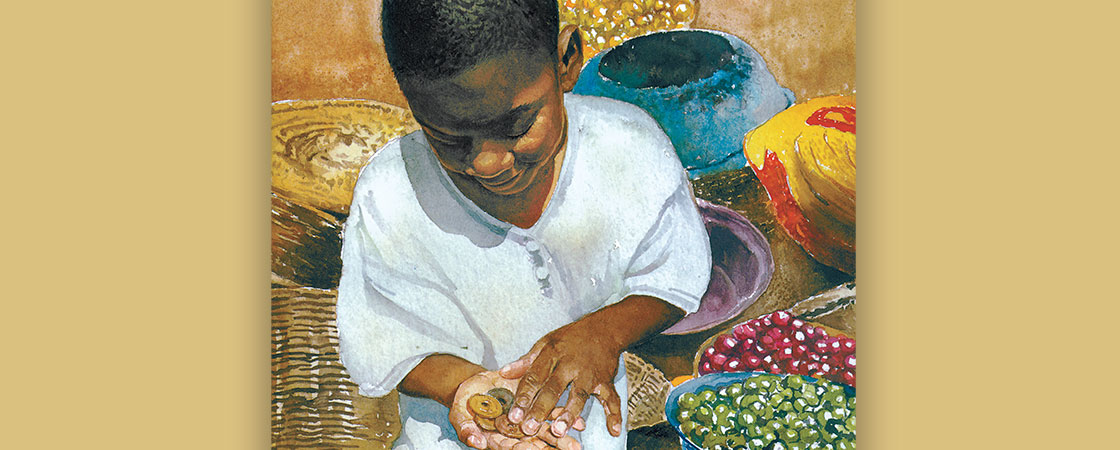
[499,320,626,439]
[450,370,585,450]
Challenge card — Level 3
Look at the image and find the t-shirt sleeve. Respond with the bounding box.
[335,198,486,398]
[619,171,712,315]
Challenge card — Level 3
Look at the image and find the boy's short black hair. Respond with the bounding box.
[381,0,560,82]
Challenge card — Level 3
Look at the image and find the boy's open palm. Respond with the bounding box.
[451,370,585,450]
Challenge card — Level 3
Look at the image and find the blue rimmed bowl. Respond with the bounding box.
[573,29,795,178]
[665,372,856,450]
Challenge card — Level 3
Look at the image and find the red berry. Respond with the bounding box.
[842,370,856,386]
[733,324,756,341]
[711,353,728,370]
[700,361,713,374]
[771,311,792,327]
[768,362,782,373]
[747,318,762,329]
[705,347,717,357]
[789,359,804,374]
[754,344,768,355]
[805,361,821,374]
[745,354,763,368]
[725,358,743,372]
[808,351,822,362]
[763,354,773,364]
[762,315,774,327]
[714,335,739,353]
[814,340,831,354]
[776,346,794,361]
[841,338,856,353]
[793,344,809,358]
[821,363,833,374]
[793,330,808,342]
[828,337,843,352]
[791,318,805,329]
[845,354,856,369]
[739,338,756,352]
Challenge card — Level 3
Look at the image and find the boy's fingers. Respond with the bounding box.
[532,424,581,450]
[550,385,591,438]
[455,421,487,449]
[572,417,586,431]
[593,384,624,437]
[508,351,557,424]
[520,371,567,436]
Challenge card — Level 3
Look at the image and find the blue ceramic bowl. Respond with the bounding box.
[665,372,856,450]
[573,29,795,178]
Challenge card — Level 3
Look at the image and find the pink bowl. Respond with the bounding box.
[662,199,774,334]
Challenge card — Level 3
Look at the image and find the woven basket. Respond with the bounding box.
[272,99,419,215]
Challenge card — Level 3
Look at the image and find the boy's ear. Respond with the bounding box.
[557,24,583,92]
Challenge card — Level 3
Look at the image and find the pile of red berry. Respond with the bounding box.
[697,311,856,387]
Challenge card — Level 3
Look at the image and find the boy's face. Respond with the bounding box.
[401,48,577,197]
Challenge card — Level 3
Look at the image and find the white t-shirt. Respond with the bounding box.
[337,94,712,448]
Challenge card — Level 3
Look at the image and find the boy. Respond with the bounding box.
[337,1,712,448]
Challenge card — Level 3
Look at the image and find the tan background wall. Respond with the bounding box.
[271,0,856,106]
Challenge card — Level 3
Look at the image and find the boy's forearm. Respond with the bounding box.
[399,354,487,408]
[583,294,686,354]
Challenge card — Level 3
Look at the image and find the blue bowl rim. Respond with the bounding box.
[664,371,856,449]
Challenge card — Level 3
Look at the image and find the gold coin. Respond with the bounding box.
[476,416,497,431]
[495,415,527,438]
[467,394,503,419]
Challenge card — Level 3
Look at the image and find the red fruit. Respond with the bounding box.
[820,363,833,374]
[745,354,763,368]
[767,328,784,340]
[808,351,822,362]
[828,337,843,353]
[842,370,856,386]
[793,344,809,358]
[776,346,794,361]
[700,361,713,374]
[771,311,792,327]
[747,318,762,329]
[791,318,805,329]
[768,362,782,373]
[705,347,717,357]
[733,324,757,341]
[739,338,756,352]
[762,315,774,327]
[789,359,804,374]
[841,338,856,353]
[793,330,808,342]
[805,361,821,374]
[711,353,728,370]
[814,340,831,354]
[760,335,775,348]
[714,335,739,353]
[725,358,743,372]
[754,344,768,355]
[845,354,856,369]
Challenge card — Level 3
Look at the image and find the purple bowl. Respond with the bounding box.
[663,199,773,334]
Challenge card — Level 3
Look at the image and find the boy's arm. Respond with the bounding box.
[500,294,686,438]
[399,354,487,408]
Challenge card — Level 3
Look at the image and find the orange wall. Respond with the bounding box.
[271,0,856,106]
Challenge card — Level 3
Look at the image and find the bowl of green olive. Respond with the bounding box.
[665,372,855,450]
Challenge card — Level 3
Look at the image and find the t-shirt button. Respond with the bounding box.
[525,240,540,253]
[535,266,549,280]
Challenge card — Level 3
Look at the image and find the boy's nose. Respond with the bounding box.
[470,142,515,178]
